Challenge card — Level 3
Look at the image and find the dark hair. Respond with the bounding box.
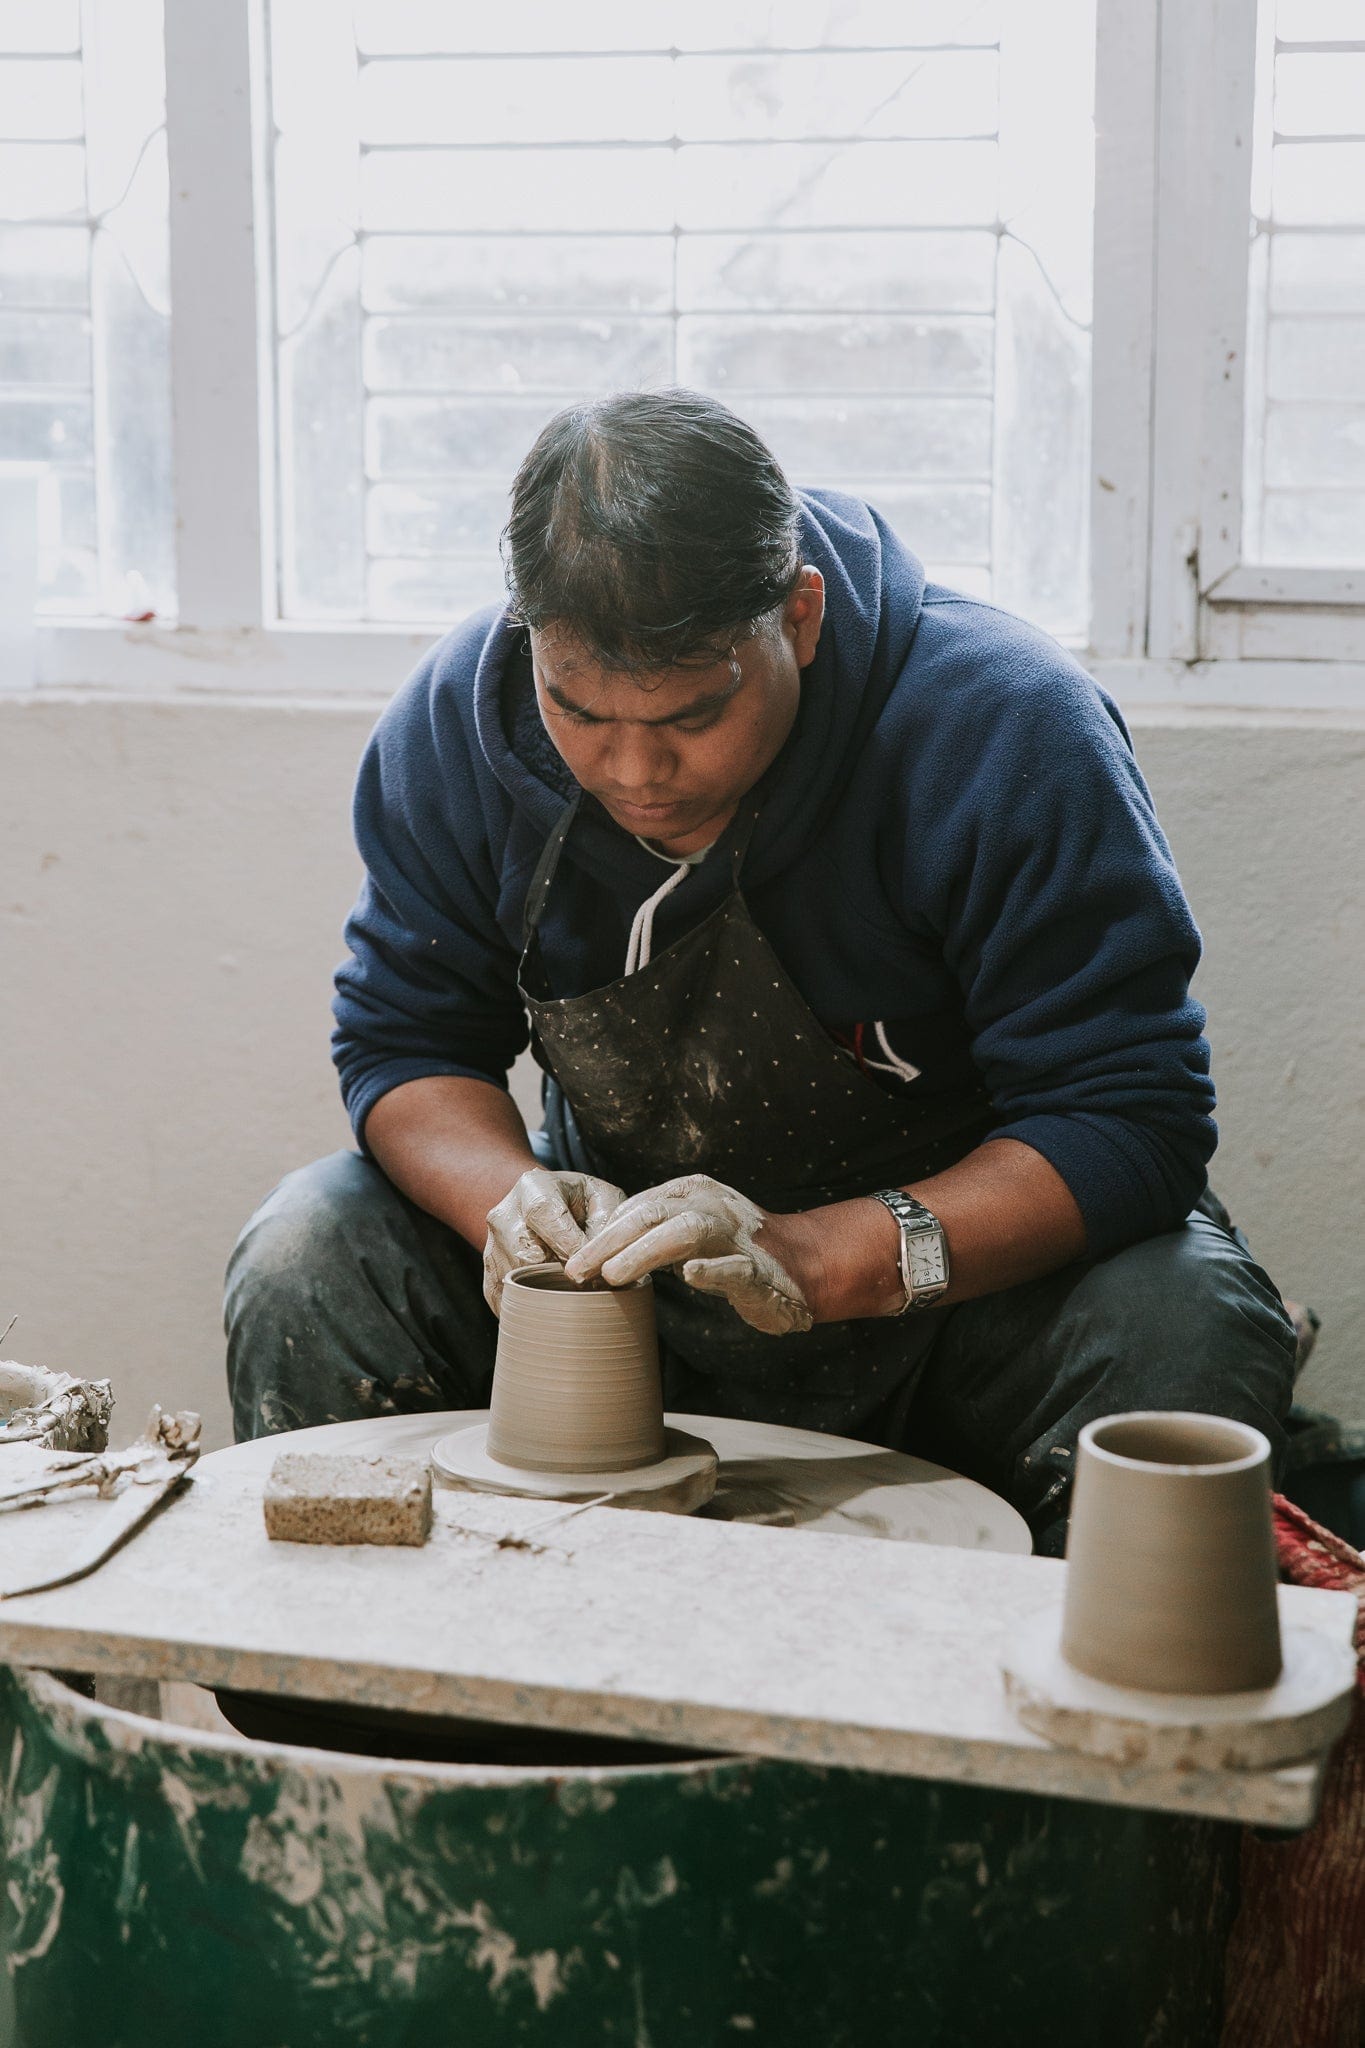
[501,389,803,671]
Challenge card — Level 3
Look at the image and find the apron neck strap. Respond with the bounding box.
[521,789,762,946]
[522,791,582,946]
[729,800,762,885]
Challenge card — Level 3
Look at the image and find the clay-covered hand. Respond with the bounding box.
[483,1168,625,1315]
[563,1174,813,1336]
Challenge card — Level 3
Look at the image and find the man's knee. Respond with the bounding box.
[225,1152,394,1312]
[1076,1212,1298,1448]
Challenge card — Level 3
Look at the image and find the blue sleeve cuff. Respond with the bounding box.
[988,1110,1213,1258]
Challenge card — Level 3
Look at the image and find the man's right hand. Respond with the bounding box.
[483,1168,625,1315]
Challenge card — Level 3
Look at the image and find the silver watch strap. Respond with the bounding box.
[869,1189,950,1315]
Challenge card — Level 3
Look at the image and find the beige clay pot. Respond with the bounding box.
[1060,1412,1283,1695]
[487,1264,666,1475]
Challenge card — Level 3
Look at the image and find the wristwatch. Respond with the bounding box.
[869,1190,950,1315]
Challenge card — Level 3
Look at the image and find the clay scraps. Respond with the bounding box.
[0,1359,114,1452]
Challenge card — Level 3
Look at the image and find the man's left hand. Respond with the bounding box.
[563,1174,814,1336]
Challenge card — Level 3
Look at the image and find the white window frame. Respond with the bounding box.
[1105,0,1365,706]
[23,0,1365,709]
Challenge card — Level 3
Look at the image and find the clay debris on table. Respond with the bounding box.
[0,1359,113,1452]
[0,1405,203,1599]
[264,1451,433,1547]
[0,1404,201,1516]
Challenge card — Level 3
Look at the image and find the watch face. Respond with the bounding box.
[907,1234,946,1288]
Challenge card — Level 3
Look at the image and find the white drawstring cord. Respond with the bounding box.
[863,1020,922,1085]
[624,860,691,976]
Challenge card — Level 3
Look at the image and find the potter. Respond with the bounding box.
[227,390,1297,1552]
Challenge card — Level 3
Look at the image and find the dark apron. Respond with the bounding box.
[519,795,997,1443]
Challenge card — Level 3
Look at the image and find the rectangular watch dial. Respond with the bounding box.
[907,1235,947,1288]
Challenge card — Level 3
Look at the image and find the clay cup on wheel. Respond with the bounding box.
[487,1264,666,1475]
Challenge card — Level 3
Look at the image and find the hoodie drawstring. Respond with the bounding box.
[863,1020,922,1085]
[624,861,691,976]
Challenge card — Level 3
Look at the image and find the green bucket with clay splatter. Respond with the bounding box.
[0,1667,1239,2045]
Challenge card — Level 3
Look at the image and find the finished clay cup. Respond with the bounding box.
[1060,1411,1283,1695]
[487,1264,666,1475]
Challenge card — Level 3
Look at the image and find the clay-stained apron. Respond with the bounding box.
[518,795,996,1437]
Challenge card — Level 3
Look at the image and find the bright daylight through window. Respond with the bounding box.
[268,0,1096,640]
[3,0,1364,674]
[1242,0,1365,568]
[0,0,171,620]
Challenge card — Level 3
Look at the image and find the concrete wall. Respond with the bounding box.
[3,692,1362,1449]
[1138,716,1365,1414]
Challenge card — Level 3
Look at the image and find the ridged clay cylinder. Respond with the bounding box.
[487,1265,666,1475]
[1061,1411,1283,1695]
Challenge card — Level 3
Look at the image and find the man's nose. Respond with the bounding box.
[611,723,675,790]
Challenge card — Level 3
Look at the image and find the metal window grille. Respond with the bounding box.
[1244,0,1365,568]
[0,0,172,621]
[267,0,1096,640]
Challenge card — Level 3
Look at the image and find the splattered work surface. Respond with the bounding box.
[0,1461,1351,1829]
[208,1409,1034,1552]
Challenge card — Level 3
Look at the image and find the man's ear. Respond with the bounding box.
[787,567,825,668]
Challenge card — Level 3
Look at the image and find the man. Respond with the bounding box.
[225,389,1295,1551]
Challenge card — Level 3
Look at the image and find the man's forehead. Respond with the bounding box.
[530,631,742,713]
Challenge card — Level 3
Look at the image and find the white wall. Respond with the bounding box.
[2,692,1361,1449]
[1138,716,1365,1409]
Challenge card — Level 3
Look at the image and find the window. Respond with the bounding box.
[268,0,1095,641]
[3,1,1363,704]
[1242,0,1365,571]
[1149,0,1365,677]
[0,0,172,620]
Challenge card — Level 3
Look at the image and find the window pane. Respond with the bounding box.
[677,313,994,393]
[674,3,1005,48]
[360,148,677,235]
[1273,52,1365,137]
[0,223,87,302]
[1244,2,1365,565]
[269,0,1095,638]
[676,229,997,312]
[364,314,674,394]
[676,141,1000,231]
[363,234,674,314]
[675,50,999,141]
[359,57,675,145]
[0,143,85,219]
[0,0,173,620]
[354,2,673,57]
[0,57,83,138]
[0,3,79,53]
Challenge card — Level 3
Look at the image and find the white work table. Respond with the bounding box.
[0,1413,1352,1831]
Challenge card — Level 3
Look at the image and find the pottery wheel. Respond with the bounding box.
[205,1412,1031,1553]
[431,1422,719,1515]
[1001,1598,1357,1771]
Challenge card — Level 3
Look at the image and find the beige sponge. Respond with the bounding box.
[264,1452,432,1547]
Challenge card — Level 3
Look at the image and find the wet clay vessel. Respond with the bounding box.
[432,1267,719,1512]
[487,1265,666,1475]
[1061,1411,1282,1695]
[999,1410,1355,1774]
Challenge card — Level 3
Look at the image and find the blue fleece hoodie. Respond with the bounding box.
[332,490,1215,1257]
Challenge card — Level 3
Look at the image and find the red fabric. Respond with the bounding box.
[1221,1496,1365,2048]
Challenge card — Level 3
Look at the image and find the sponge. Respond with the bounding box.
[263,1451,432,1547]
